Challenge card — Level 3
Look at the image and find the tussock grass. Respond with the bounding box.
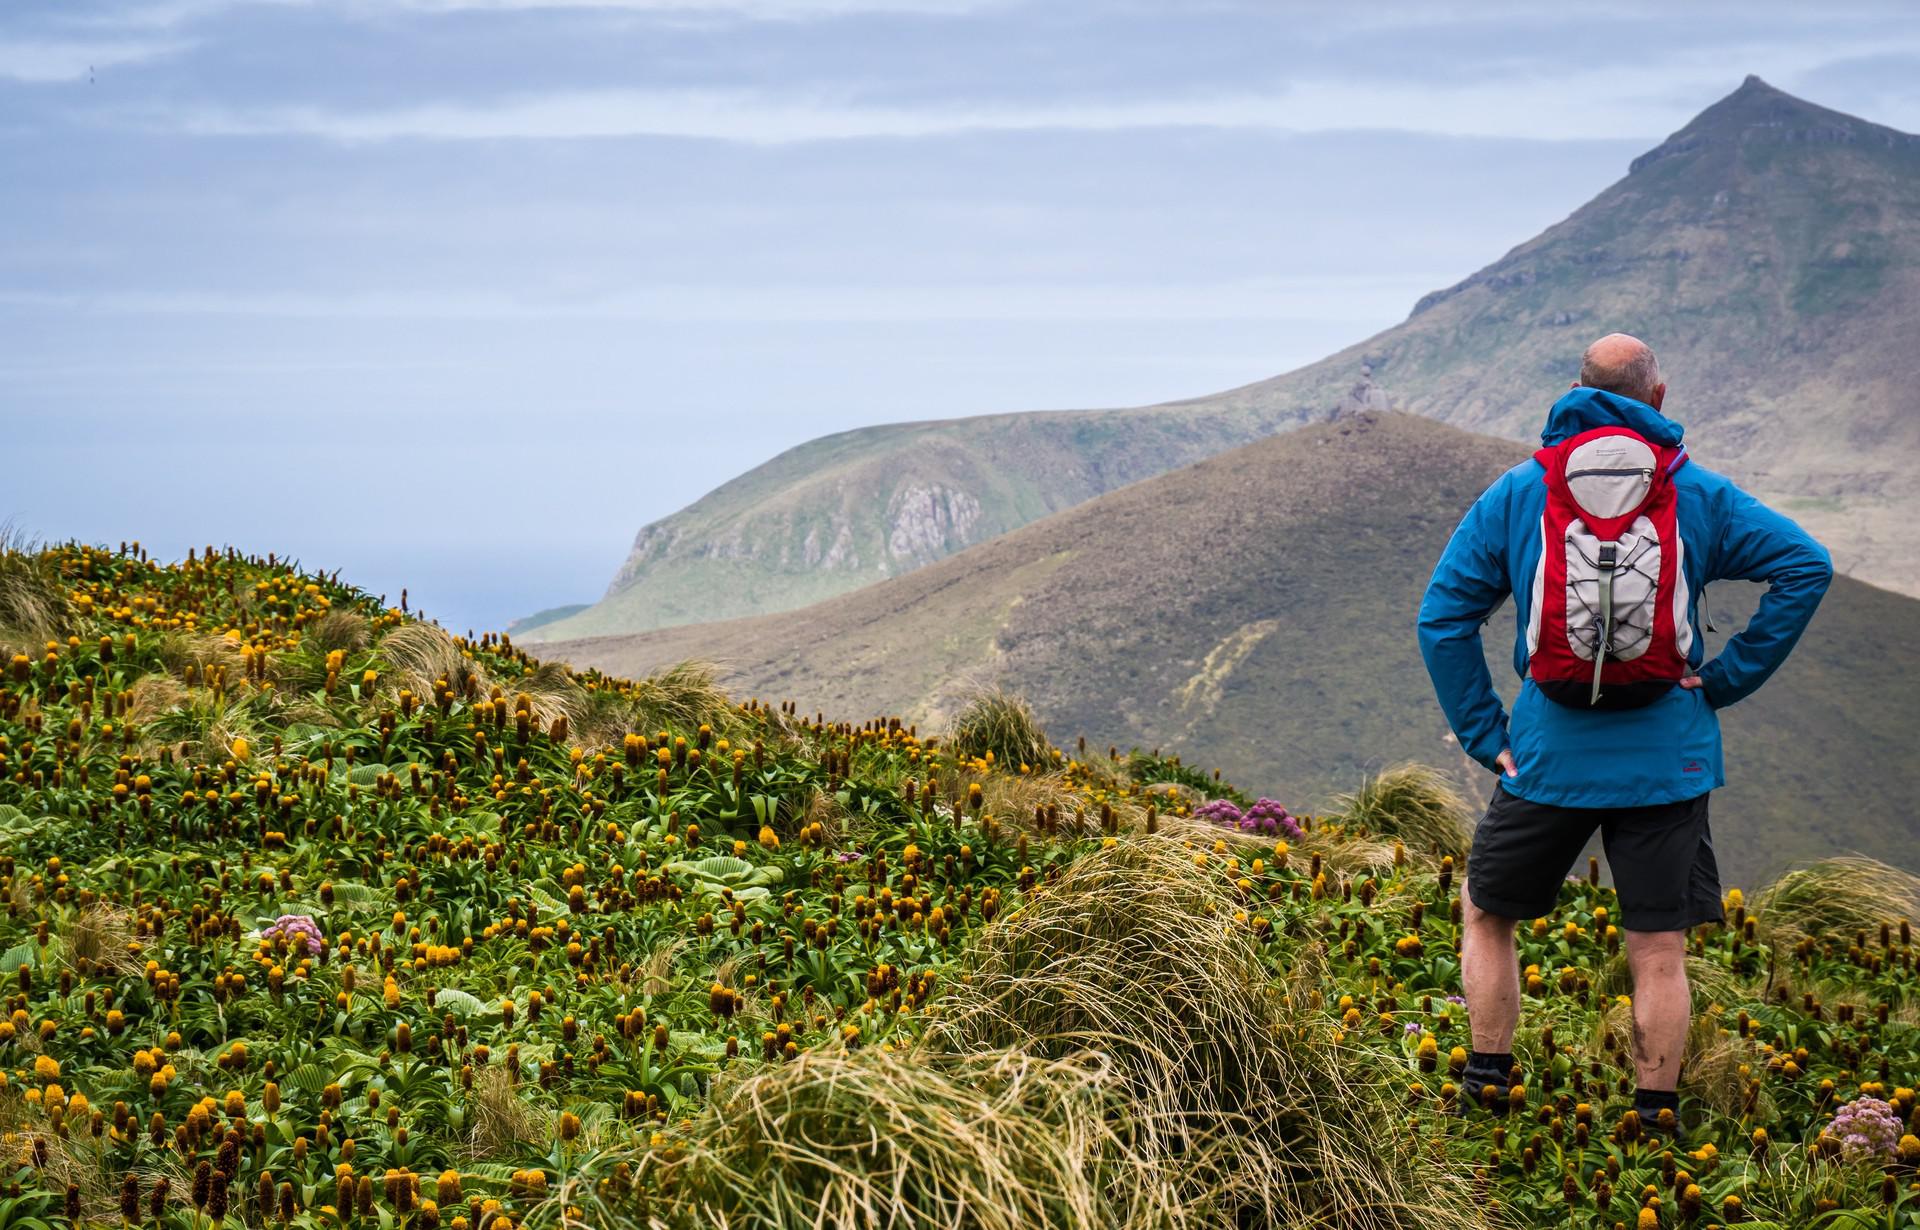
[644,1048,1142,1230]
[511,660,593,734]
[976,768,1143,838]
[465,1064,547,1160]
[62,903,142,976]
[1682,1009,1774,1119]
[1752,855,1920,953]
[143,691,262,762]
[123,673,187,729]
[571,684,638,750]
[623,660,735,738]
[0,530,70,657]
[946,685,1053,771]
[925,837,1484,1230]
[796,786,852,846]
[378,621,489,701]
[151,630,245,683]
[1327,763,1472,862]
[304,610,371,654]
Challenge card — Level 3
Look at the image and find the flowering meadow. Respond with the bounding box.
[0,541,1918,1229]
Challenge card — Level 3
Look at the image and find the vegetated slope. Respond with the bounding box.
[5,542,1919,1230]
[547,413,1920,886]
[529,75,1920,642]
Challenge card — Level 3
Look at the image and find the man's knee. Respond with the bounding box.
[1461,881,1519,933]
[1624,928,1688,975]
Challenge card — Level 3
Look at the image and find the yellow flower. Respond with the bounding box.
[33,1055,60,1084]
[231,737,251,761]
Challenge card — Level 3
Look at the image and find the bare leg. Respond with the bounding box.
[1460,880,1520,1053]
[1624,929,1690,1090]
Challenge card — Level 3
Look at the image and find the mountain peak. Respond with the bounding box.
[1630,75,1919,174]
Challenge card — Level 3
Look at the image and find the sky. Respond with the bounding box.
[4,1,1919,634]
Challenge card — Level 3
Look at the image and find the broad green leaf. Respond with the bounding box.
[430,987,487,1017]
[287,1064,333,1094]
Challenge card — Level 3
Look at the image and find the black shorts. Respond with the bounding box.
[1466,784,1723,932]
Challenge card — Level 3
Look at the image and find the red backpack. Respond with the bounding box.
[1525,425,1696,709]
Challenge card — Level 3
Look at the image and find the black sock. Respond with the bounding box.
[1635,1088,1680,1115]
[1466,1050,1513,1077]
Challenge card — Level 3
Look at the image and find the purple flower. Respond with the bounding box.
[1402,1021,1423,1037]
[1826,1096,1901,1161]
[1192,797,1302,840]
[263,913,323,955]
[833,849,862,864]
[1444,995,1467,1007]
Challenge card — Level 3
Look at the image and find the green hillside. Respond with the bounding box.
[547,413,1920,887]
[3,540,1919,1230]
[528,76,1920,642]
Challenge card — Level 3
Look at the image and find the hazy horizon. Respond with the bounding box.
[6,0,1920,633]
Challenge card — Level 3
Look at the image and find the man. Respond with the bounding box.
[1417,333,1831,1128]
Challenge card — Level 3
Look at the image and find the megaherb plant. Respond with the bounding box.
[0,539,1915,1229]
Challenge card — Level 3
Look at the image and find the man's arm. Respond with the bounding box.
[1696,486,1833,709]
[1418,482,1514,773]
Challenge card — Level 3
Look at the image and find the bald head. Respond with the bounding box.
[1577,333,1664,407]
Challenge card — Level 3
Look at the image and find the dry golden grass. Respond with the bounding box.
[924,835,1485,1230]
[123,673,187,727]
[1752,855,1920,954]
[379,621,489,702]
[465,1064,547,1160]
[640,937,688,999]
[0,533,71,657]
[946,684,1053,772]
[151,631,246,684]
[1327,763,1472,862]
[974,769,1145,838]
[304,609,371,654]
[640,1048,1144,1230]
[622,660,735,739]
[1680,1008,1773,1120]
[61,903,142,976]
[510,661,593,734]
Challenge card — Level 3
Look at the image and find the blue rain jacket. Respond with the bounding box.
[1417,387,1832,807]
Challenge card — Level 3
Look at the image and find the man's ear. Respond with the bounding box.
[1649,382,1667,410]
[1570,381,1581,390]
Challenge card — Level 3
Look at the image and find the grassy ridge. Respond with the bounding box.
[3,540,1920,1229]
[548,414,1920,887]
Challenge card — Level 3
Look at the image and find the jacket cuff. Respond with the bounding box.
[1464,726,1509,772]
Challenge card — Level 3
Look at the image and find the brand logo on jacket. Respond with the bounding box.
[1682,759,1705,775]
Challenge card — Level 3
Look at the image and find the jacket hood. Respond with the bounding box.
[1541,386,1686,448]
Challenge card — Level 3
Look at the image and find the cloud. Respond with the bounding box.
[0,272,1446,323]
[157,83,1660,144]
[54,0,996,29]
[0,37,189,83]
[140,34,1920,145]
[390,0,1002,14]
